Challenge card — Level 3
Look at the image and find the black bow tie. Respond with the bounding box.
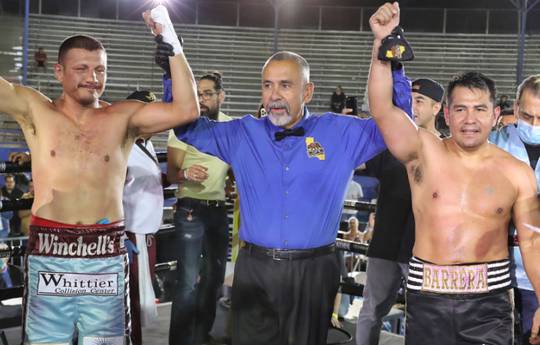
[275,127,305,141]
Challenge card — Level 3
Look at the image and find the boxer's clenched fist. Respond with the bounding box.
[369,2,400,41]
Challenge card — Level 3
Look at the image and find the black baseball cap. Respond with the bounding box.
[412,79,444,103]
[126,90,157,103]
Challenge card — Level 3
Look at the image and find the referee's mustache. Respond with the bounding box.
[267,101,290,114]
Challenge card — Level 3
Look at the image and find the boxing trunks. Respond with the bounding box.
[23,216,130,345]
[405,257,514,345]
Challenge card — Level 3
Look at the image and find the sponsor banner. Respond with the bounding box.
[36,233,117,257]
[422,263,489,294]
[37,271,118,296]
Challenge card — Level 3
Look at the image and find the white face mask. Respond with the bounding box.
[517,119,540,145]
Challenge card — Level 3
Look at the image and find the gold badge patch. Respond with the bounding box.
[305,137,325,160]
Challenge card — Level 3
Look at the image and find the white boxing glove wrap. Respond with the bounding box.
[150,5,183,55]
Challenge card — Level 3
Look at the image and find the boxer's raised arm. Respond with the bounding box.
[0,77,32,121]
[129,5,199,136]
[368,2,421,164]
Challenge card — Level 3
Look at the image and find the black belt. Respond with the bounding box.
[241,241,335,261]
[178,197,226,208]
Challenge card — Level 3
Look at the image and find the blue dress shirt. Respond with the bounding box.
[164,68,411,249]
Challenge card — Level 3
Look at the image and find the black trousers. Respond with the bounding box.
[406,288,515,345]
[231,247,340,345]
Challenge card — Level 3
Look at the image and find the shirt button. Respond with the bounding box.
[285,190,288,195]
[284,214,288,219]
[283,240,288,246]
[285,166,289,171]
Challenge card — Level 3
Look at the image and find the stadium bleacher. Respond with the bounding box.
[0,13,538,148]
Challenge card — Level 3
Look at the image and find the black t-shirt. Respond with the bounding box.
[1,187,23,202]
[524,142,540,170]
[330,93,346,113]
[365,150,415,263]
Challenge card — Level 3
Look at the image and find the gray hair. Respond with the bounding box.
[516,74,540,104]
[262,51,310,84]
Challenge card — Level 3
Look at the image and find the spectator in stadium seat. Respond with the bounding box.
[356,77,444,345]
[2,174,23,235]
[331,85,346,113]
[497,94,513,113]
[33,47,47,72]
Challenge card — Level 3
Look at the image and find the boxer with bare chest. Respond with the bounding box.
[0,6,198,344]
[368,3,540,345]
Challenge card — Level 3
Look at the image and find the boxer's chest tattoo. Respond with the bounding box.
[484,186,495,195]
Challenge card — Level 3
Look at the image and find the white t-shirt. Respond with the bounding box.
[123,139,164,234]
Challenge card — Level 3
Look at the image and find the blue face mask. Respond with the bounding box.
[517,119,540,145]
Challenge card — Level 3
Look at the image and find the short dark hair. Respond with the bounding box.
[200,71,224,91]
[446,72,496,106]
[58,35,105,63]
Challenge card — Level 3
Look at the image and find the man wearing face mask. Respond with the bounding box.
[489,74,540,345]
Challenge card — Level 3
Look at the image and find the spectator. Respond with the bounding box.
[489,74,540,345]
[496,112,517,129]
[331,85,346,113]
[2,174,23,235]
[167,71,232,345]
[123,90,162,345]
[497,94,513,112]
[360,212,375,244]
[0,191,11,238]
[0,243,23,288]
[345,180,363,201]
[33,47,47,72]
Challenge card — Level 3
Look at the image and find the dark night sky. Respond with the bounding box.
[221,0,517,9]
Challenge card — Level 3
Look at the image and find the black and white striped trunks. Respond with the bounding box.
[407,256,511,294]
